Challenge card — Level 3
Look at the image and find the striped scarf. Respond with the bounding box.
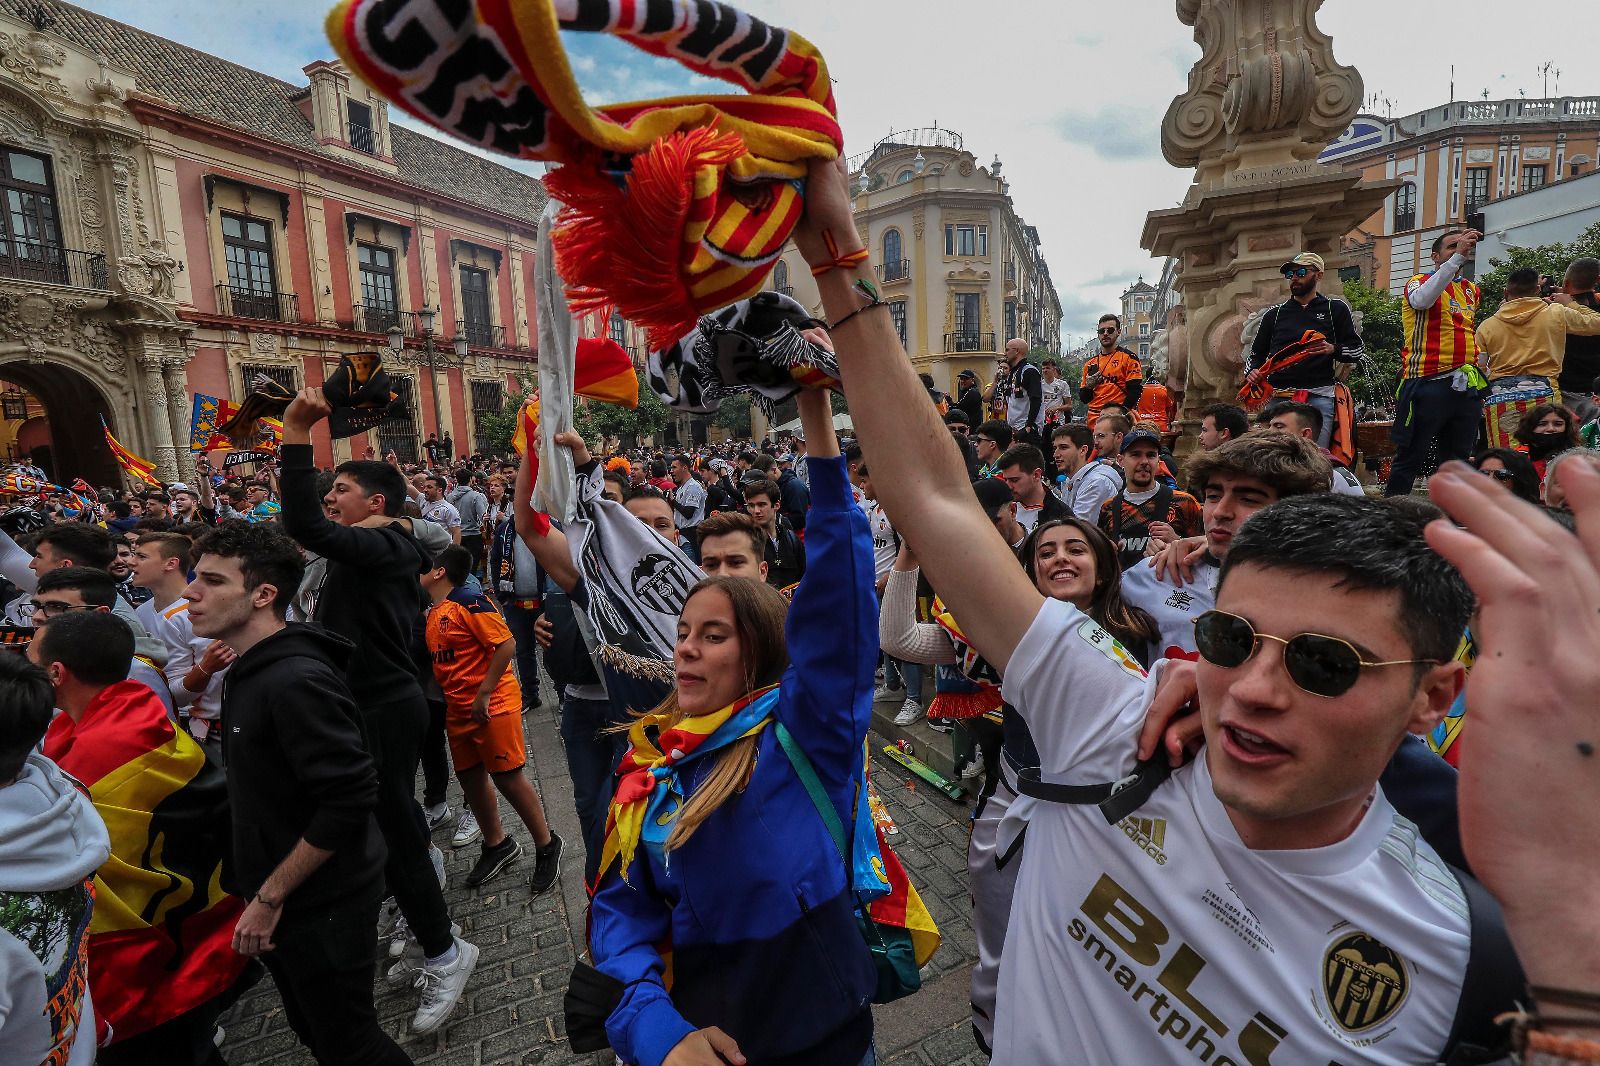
[929,598,1003,721]
[1238,330,1326,410]
[598,684,780,883]
[326,0,842,349]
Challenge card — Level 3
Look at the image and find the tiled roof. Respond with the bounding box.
[42,1,545,225]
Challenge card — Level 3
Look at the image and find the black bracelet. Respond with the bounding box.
[826,276,887,332]
[829,301,889,332]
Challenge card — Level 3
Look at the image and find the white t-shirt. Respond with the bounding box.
[1331,466,1366,497]
[422,497,462,530]
[149,597,228,723]
[1060,460,1123,522]
[672,478,707,529]
[864,500,897,581]
[1041,376,1072,421]
[1119,557,1219,661]
[992,598,1470,1066]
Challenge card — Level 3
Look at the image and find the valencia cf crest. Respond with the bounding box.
[1322,931,1409,1032]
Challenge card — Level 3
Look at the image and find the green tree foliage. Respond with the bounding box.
[572,370,670,446]
[713,395,752,437]
[1342,278,1404,409]
[1476,221,1600,320]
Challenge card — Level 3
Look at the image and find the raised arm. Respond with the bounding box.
[796,158,1043,673]
[512,434,578,594]
[777,388,872,782]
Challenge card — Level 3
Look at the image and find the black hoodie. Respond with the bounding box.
[220,623,384,914]
[280,443,434,707]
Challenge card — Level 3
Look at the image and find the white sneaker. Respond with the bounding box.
[875,684,904,703]
[385,922,463,985]
[961,744,985,779]
[452,809,481,848]
[385,914,412,959]
[411,937,480,1033]
[893,698,923,726]
[423,801,451,829]
[430,844,446,890]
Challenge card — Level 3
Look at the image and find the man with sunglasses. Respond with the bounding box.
[973,420,1013,480]
[1245,252,1364,450]
[806,176,1501,1061]
[1080,315,1144,425]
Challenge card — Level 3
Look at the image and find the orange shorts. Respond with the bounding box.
[446,710,526,774]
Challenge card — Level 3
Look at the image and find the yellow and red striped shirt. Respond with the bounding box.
[1401,272,1481,379]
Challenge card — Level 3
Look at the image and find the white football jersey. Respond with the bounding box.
[1120,557,1219,661]
[992,599,1470,1066]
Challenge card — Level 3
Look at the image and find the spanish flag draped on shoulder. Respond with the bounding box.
[41,679,246,1043]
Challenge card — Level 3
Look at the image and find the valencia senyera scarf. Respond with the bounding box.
[598,684,780,883]
[326,0,842,349]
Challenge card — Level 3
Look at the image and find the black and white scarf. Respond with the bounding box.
[647,291,839,417]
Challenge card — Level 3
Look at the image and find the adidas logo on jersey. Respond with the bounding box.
[1118,814,1168,865]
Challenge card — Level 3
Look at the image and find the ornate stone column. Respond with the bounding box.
[137,345,181,483]
[1142,0,1395,453]
[163,353,194,483]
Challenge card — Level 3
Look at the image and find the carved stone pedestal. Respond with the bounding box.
[1143,0,1395,455]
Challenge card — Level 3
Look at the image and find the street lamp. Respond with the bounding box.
[389,311,467,459]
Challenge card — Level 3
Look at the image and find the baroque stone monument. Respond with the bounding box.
[1141,0,1395,450]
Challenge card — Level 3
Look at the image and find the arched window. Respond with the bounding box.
[883,228,902,265]
[773,258,791,294]
[895,169,915,184]
[1394,183,1416,231]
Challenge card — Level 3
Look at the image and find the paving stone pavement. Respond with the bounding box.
[221,687,985,1065]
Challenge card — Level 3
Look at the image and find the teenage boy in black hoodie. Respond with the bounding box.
[185,522,410,1066]
[279,390,476,1035]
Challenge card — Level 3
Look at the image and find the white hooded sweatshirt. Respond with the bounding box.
[0,753,110,1066]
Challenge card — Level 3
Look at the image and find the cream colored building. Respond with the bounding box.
[0,1,550,484]
[1118,277,1158,361]
[771,128,1062,396]
[1320,95,1600,295]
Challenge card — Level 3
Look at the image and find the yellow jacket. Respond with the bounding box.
[1476,297,1600,382]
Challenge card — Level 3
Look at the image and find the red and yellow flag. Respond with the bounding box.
[575,338,639,408]
[100,416,161,487]
[41,681,246,1042]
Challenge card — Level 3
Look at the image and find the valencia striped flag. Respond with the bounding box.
[100,416,162,487]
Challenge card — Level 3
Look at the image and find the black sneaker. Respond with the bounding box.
[464,837,522,888]
[530,832,563,895]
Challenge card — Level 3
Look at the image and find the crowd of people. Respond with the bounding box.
[5,175,1600,1066]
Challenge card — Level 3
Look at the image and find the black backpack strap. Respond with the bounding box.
[1439,866,1528,1065]
[1015,757,1175,824]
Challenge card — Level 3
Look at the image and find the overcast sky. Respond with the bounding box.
[80,0,1600,344]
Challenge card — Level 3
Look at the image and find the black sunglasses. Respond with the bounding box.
[973,435,995,443]
[1192,610,1438,698]
[1281,266,1314,279]
[1097,327,1118,334]
[1480,468,1515,482]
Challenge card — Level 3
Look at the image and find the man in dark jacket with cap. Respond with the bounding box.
[186,522,409,1066]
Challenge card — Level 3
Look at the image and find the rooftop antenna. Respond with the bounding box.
[1538,61,1556,99]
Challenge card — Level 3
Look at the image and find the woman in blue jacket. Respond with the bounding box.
[589,387,880,1066]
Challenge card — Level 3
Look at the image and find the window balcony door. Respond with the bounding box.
[460,266,494,346]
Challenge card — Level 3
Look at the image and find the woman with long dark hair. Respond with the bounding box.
[880,512,1156,1055]
[1469,448,1542,505]
[588,388,888,1066]
[1514,402,1582,485]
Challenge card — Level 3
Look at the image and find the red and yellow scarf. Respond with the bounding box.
[598,684,780,884]
[326,0,841,349]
